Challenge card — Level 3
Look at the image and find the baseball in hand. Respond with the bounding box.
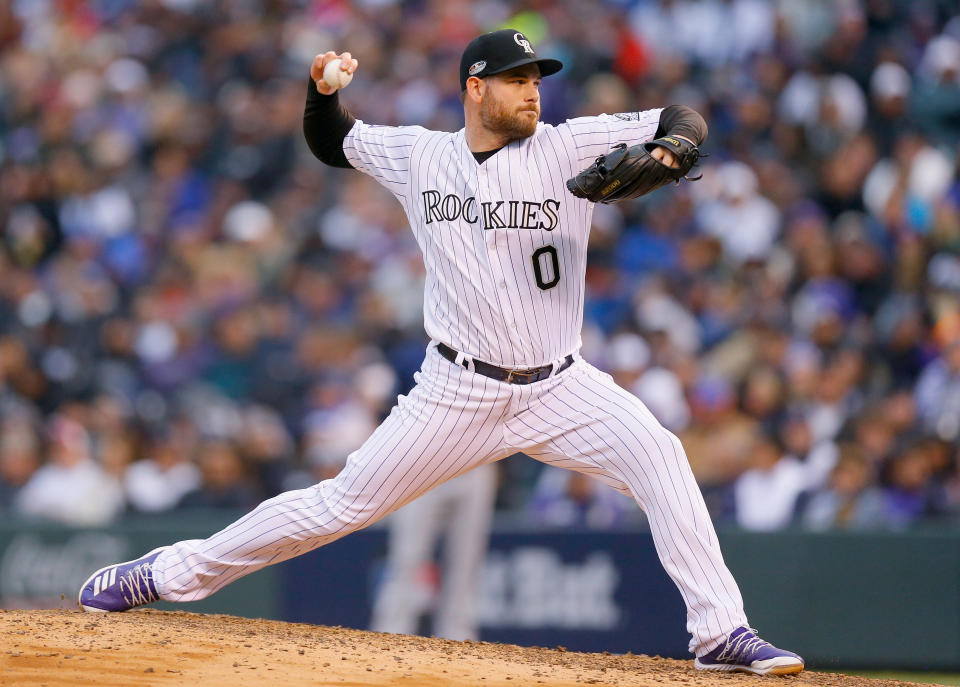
[322,59,353,91]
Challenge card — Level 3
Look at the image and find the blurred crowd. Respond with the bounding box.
[1,0,959,531]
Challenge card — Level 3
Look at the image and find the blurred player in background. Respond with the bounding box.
[371,463,496,641]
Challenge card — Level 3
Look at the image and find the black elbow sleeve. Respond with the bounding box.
[655,105,708,145]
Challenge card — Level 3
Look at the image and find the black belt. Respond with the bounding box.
[436,342,574,385]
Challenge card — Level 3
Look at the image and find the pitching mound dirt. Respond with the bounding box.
[0,609,929,687]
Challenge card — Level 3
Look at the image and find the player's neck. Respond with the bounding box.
[464,123,512,153]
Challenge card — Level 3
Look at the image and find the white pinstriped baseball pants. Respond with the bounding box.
[153,345,747,655]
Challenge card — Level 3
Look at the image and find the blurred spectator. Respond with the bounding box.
[125,429,201,513]
[695,162,781,265]
[14,416,124,525]
[866,62,911,155]
[0,422,40,510]
[915,323,960,441]
[734,435,805,531]
[801,445,888,531]
[777,412,838,491]
[176,440,260,510]
[943,445,960,515]
[739,365,785,431]
[882,437,946,528]
[873,294,932,389]
[803,349,864,443]
[237,404,295,498]
[680,374,759,487]
[301,381,379,470]
[605,331,691,431]
[848,404,896,468]
[912,34,960,146]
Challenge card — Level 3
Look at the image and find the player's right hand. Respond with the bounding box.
[311,51,358,95]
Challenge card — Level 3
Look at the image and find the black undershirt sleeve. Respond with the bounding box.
[303,77,356,169]
[655,105,708,145]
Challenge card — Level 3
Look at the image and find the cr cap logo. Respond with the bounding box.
[514,33,534,54]
[468,60,487,76]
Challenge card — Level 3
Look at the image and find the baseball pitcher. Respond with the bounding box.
[79,29,803,676]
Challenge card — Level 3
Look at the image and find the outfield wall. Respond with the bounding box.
[0,516,955,669]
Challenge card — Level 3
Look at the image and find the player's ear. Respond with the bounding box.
[465,76,484,104]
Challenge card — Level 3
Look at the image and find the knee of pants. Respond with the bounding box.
[597,426,686,484]
[633,424,687,463]
[313,478,383,532]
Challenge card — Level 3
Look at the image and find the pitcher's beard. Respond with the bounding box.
[480,96,539,141]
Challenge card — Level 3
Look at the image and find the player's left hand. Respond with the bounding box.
[565,135,704,203]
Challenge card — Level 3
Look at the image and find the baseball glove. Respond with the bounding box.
[565,136,704,203]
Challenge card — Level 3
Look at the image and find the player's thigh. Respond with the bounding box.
[322,354,511,525]
[516,362,688,505]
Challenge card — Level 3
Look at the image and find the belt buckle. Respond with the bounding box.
[505,367,537,384]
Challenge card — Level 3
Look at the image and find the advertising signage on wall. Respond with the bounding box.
[282,529,689,657]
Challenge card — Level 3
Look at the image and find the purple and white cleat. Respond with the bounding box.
[695,626,804,676]
[78,547,165,613]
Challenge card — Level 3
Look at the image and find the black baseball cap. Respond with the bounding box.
[459,29,563,92]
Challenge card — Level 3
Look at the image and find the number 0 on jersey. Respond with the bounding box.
[531,245,560,290]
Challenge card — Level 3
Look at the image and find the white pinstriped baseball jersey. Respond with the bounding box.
[342,111,661,368]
